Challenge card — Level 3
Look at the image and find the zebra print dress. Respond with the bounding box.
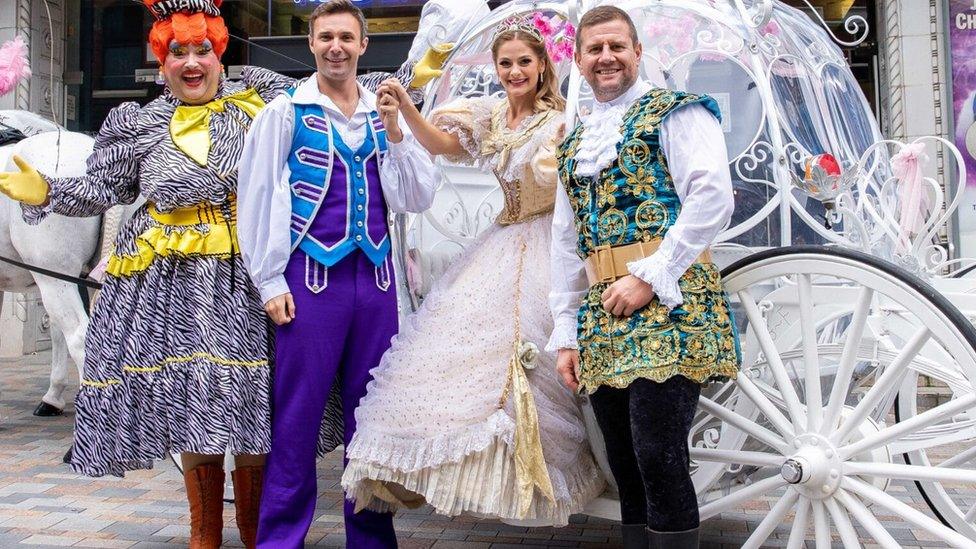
[24,65,416,477]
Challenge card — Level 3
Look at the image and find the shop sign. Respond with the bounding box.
[948,0,976,256]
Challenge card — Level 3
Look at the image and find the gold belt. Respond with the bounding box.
[148,195,236,226]
[584,240,712,286]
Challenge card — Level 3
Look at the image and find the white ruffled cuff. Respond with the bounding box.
[628,253,683,311]
[545,317,579,352]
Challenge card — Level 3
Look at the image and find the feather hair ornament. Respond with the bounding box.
[0,36,31,97]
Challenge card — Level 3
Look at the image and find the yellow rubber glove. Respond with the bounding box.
[0,155,49,206]
[409,43,455,89]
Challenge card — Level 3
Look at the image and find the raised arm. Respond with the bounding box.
[376,79,465,158]
[8,102,142,225]
[375,82,439,214]
[240,66,298,103]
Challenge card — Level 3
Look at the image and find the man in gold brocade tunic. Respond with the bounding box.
[547,6,740,549]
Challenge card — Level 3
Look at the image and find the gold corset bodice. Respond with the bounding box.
[480,103,561,226]
[430,97,561,226]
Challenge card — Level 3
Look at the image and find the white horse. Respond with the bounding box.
[0,110,99,415]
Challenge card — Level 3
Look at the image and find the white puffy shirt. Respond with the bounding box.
[547,80,734,351]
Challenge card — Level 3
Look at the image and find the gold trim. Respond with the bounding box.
[497,238,556,518]
[123,352,268,373]
[82,379,121,388]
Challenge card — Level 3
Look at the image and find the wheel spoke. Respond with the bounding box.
[822,287,874,435]
[734,371,796,441]
[738,289,807,431]
[845,461,976,484]
[840,392,976,459]
[798,274,823,432]
[825,496,862,548]
[689,447,783,468]
[965,502,976,523]
[939,434,976,468]
[698,396,790,454]
[811,500,832,549]
[741,488,799,549]
[831,328,930,445]
[786,498,811,549]
[835,489,901,549]
[699,475,788,521]
[842,477,975,547]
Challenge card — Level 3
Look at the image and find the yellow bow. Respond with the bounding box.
[169,88,266,166]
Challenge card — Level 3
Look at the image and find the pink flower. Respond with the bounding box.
[565,23,576,39]
[0,36,31,97]
[762,20,781,36]
[558,39,574,59]
[533,12,554,37]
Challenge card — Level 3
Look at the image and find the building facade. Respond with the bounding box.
[0,0,970,255]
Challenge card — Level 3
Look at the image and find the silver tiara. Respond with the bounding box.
[494,15,544,43]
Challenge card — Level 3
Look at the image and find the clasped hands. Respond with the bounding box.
[0,155,49,206]
[556,275,655,392]
[376,78,410,144]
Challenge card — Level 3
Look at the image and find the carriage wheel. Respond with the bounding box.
[896,367,976,538]
[691,246,976,547]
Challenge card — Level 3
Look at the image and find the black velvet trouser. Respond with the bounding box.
[590,376,702,532]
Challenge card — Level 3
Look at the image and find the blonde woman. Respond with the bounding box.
[342,14,605,526]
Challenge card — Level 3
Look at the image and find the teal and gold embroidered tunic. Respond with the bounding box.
[557,88,741,393]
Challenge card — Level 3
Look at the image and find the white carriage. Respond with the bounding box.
[397,0,976,546]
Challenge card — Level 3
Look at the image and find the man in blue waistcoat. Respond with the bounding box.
[236,1,438,546]
[549,6,740,549]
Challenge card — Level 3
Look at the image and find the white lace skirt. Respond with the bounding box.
[342,214,605,525]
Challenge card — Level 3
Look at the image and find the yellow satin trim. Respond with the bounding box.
[81,352,266,389]
[106,199,236,277]
[499,239,556,518]
[123,351,267,373]
[170,88,266,166]
[82,379,121,388]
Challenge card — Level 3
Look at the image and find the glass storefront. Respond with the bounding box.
[79,0,877,131]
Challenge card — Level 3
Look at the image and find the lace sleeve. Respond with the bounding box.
[500,110,561,183]
[429,97,494,165]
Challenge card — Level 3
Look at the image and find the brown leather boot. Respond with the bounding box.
[231,466,263,549]
[184,462,224,549]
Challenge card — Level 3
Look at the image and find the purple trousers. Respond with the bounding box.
[256,251,399,548]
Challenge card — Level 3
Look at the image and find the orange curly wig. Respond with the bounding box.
[145,0,229,62]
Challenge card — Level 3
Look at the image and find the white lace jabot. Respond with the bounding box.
[574,80,652,178]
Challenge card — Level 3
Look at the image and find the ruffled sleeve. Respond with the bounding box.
[429,97,494,165]
[23,102,142,225]
[518,114,561,186]
[241,66,297,103]
[626,101,732,310]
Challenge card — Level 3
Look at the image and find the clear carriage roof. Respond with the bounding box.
[422,0,884,248]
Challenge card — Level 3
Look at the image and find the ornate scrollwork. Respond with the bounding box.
[793,0,869,47]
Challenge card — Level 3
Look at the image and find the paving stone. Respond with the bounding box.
[0,350,973,548]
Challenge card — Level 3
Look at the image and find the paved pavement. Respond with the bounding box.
[0,351,969,548]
